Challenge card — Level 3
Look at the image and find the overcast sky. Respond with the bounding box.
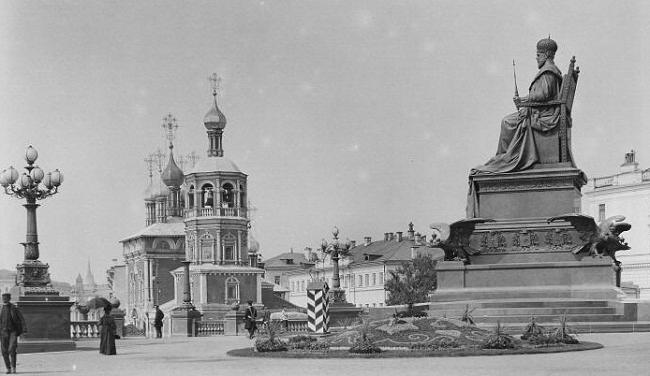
[0,1,648,284]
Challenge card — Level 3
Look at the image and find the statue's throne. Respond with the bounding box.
[520,56,580,166]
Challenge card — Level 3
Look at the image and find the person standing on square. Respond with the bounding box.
[154,306,164,338]
[0,293,25,374]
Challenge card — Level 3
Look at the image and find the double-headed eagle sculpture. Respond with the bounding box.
[547,214,631,262]
[430,215,631,264]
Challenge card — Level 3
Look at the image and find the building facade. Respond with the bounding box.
[582,150,650,299]
[170,80,263,321]
[285,225,443,308]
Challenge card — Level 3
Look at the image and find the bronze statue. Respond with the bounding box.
[547,214,631,260]
[473,37,565,173]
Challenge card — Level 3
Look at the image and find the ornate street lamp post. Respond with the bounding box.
[0,145,63,292]
[320,226,352,304]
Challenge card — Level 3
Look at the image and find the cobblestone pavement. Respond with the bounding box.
[14,332,650,376]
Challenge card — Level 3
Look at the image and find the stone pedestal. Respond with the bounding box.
[224,311,245,336]
[327,302,363,328]
[170,308,202,337]
[469,167,586,219]
[16,293,76,353]
[111,310,125,338]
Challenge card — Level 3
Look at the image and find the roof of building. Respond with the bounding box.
[344,238,444,266]
[189,156,243,175]
[264,252,308,268]
[120,217,185,242]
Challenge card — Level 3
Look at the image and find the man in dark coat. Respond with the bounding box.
[0,293,25,374]
[154,306,164,338]
[244,300,257,339]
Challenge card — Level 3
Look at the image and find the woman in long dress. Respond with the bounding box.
[99,305,117,355]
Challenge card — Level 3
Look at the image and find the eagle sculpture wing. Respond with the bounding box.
[431,218,494,262]
[547,213,599,255]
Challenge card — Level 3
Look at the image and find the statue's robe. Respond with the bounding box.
[476,60,562,173]
[466,60,562,217]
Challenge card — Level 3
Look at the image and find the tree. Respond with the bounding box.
[384,254,437,314]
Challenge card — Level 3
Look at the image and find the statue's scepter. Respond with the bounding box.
[513,59,519,97]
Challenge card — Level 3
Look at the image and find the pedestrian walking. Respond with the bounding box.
[154,305,164,338]
[0,293,25,374]
[244,300,257,340]
[99,305,119,355]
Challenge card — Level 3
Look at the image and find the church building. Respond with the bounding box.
[120,76,263,328]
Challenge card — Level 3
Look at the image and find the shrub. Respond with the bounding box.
[482,321,516,350]
[348,319,381,354]
[520,316,545,340]
[548,314,579,344]
[124,324,145,337]
[287,335,329,351]
[255,338,287,352]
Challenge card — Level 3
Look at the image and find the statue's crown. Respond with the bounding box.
[537,37,558,54]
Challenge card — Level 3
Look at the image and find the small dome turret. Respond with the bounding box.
[203,97,227,130]
[161,147,184,187]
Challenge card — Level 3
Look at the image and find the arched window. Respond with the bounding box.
[225,276,240,304]
[200,233,214,261]
[201,183,214,208]
[221,183,234,208]
[188,185,195,208]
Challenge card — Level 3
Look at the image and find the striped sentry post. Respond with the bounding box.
[306,281,330,333]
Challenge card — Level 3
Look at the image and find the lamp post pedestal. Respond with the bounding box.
[0,146,75,353]
[171,261,202,337]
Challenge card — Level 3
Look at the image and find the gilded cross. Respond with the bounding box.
[208,73,222,96]
[161,113,179,147]
[144,155,155,178]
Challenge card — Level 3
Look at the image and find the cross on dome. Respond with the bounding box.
[162,113,179,148]
[209,73,222,97]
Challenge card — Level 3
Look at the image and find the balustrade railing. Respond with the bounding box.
[196,320,225,336]
[183,207,247,219]
[70,321,100,339]
[593,176,614,188]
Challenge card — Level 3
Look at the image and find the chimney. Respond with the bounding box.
[350,240,356,248]
[304,247,312,262]
[389,232,395,241]
[415,232,422,244]
[384,233,389,241]
[364,236,372,246]
[396,232,403,242]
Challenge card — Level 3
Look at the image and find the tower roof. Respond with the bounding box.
[161,146,184,187]
[203,95,227,130]
[204,74,227,130]
[189,156,242,174]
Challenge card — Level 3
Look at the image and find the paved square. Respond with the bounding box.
[15,333,650,376]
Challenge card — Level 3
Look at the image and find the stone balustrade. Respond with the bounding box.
[196,320,225,336]
[70,321,100,339]
[183,207,247,219]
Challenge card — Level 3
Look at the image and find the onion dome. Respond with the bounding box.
[161,147,184,187]
[204,93,227,130]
